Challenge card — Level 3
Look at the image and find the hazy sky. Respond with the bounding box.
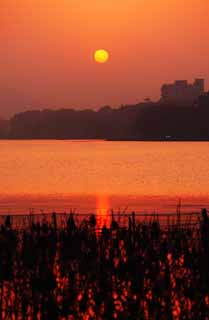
[1,0,209,118]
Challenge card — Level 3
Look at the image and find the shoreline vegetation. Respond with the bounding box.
[0,210,209,318]
[1,99,209,140]
[0,210,201,225]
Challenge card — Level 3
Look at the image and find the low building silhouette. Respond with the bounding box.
[161,78,204,105]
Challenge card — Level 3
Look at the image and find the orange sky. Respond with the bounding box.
[0,0,209,118]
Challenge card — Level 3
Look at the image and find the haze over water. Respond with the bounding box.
[0,140,209,214]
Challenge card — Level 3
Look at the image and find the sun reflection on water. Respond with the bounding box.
[96,194,111,233]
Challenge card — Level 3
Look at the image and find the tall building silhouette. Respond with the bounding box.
[161,79,204,105]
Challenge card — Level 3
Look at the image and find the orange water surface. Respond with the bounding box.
[0,140,209,214]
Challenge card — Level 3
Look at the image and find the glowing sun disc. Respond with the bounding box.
[94,49,110,64]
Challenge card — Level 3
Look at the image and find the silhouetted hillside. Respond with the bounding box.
[0,119,9,138]
[8,104,147,140]
[137,105,209,140]
[4,96,209,140]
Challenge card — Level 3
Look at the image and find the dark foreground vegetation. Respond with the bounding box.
[0,210,209,319]
[1,93,209,140]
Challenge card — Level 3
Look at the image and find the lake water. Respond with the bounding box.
[0,140,209,214]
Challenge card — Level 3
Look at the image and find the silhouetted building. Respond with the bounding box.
[198,91,209,108]
[161,79,204,105]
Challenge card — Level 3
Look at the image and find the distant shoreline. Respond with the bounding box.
[108,138,209,142]
[1,138,209,142]
[1,102,209,140]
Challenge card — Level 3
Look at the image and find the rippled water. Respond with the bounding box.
[0,140,209,213]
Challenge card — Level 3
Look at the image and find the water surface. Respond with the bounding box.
[0,140,209,213]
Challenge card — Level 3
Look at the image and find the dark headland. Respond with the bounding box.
[1,80,209,141]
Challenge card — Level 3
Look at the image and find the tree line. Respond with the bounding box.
[1,98,209,140]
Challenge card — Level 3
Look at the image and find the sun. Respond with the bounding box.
[94,49,110,64]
